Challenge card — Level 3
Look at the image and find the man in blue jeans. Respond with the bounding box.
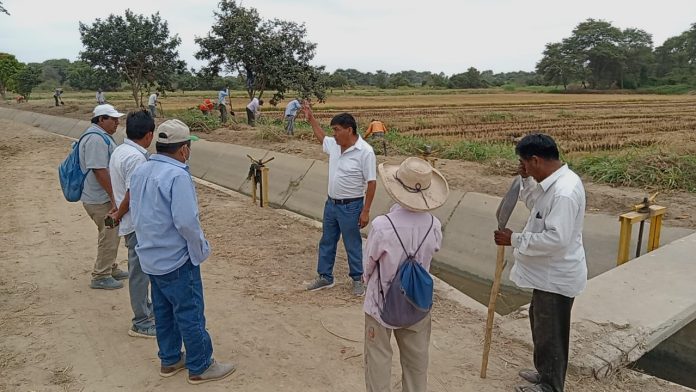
[129,119,235,385]
[303,104,377,296]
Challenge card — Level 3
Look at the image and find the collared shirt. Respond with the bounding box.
[148,94,157,106]
[510,164,587,298]
[364,120,387,138]
[78,124,116,204]
[218,89,229,106]
[109,139,149,236]
[129,154,210,275]
[363,204,443,328]
[96,91,106,104]
[246,97,260,113]
[323,136,376,199]
[284,99,302,116]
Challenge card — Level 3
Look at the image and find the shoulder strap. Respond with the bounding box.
[384,213,434,259]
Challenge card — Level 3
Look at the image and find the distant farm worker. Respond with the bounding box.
[53,88,64,106]
[364,119,388,155]
[363,157,447,392]
[218,86,229,123]
[108,110,157,338]
[284,98,303,136]
[199,99,215,115]
[303,104,377,296]
[80,104,128,290]
[96,89,106,105]
[245,97,263,127]
[129,119,236,384]
[494,133,587,392]
[148,92,159,118]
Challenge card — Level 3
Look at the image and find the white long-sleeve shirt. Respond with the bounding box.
[509,164,587,298]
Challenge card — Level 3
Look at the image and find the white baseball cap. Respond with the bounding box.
[156,119,200,144]
[93,104,125,118]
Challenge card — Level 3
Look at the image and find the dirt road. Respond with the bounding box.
[0,119,686,391]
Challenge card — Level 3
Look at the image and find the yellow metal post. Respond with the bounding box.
[647,205,666,251]
[617,215,633,266]
[260,167,269,207]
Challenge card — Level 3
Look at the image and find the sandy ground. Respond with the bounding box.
[0,119,689,391]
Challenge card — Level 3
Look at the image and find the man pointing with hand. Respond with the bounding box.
[303,104,377,297]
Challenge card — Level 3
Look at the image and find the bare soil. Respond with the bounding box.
[0,119,688,391]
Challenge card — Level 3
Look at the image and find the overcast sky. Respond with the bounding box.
[1,0,695,74]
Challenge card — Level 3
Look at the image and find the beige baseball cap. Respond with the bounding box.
[156,119,200,144]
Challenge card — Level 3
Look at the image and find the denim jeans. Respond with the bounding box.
[124,232,155,330]
[285,115,296,135]
[317,198,364,283]
[149,105,157,118]
[149,260,213,376]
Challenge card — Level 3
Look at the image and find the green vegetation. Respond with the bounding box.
[170,109,221,133]
[571,151,696,192]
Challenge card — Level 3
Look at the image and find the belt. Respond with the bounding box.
[328,196,363,205]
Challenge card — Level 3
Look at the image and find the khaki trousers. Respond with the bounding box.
[82,202,120,280]
[364,313,431,392]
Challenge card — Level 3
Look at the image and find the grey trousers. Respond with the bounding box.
[149,105,157,118]
[285,115,296,135]
[82,202,120,280]
[125,232,155,330]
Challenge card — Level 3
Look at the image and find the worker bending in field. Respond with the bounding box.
[364,119,388,155]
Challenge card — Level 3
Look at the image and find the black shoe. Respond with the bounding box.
[518,369,541,384]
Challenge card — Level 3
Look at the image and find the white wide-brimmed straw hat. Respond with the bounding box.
[378,157,449,212]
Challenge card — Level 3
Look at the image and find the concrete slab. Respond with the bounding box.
[47,117,80,137]
[31,113,54,130]
[283,160,329,220]
[501,232,696,379]
[0,107,19,120]
[200,143,268,193]
[13,110,37,125]
[257,152,314,207]
[68,121,92,139]
[437,192,529,286]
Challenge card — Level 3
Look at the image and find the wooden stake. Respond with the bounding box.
[481,245,506,378]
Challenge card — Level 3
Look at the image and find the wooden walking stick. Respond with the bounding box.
[481,176,521,378]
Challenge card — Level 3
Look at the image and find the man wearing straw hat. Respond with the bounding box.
[303,104,377,296]
[362,157,449,392]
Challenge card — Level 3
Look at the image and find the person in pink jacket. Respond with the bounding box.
[362,157,450,392]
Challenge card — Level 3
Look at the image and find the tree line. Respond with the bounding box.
[1,3,695,106]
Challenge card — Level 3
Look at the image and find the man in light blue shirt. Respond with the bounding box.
[129,119,236,384]
[217,86,229,124]
[284,98,303,136]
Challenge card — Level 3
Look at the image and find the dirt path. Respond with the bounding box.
[0,119,687,391]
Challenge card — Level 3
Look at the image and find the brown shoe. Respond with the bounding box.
[518,368,541,384]
[187,360,236,385]
[160,353,186,377]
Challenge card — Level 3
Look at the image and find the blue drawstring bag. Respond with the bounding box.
[377,214,434,328]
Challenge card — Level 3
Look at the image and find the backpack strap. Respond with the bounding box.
[376,213,434,304]
[384,214,434,260]
[77,131,114,173]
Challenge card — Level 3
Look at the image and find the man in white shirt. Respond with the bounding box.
[108,110,157,338]
[494,133,587,392]
[245,97,263,127]
[303,105,377,296]
[148,92,159,118]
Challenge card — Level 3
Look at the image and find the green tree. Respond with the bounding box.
[562,19,623,88]
[79,10,185,106]
[67,61,121,91]
[12,64,41,98]
[654,24,696,85]
[0,53,23,99]
[618,28,653,88]
[536,42,577,89]
[195,0,325,103]
[373,70,390,89]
